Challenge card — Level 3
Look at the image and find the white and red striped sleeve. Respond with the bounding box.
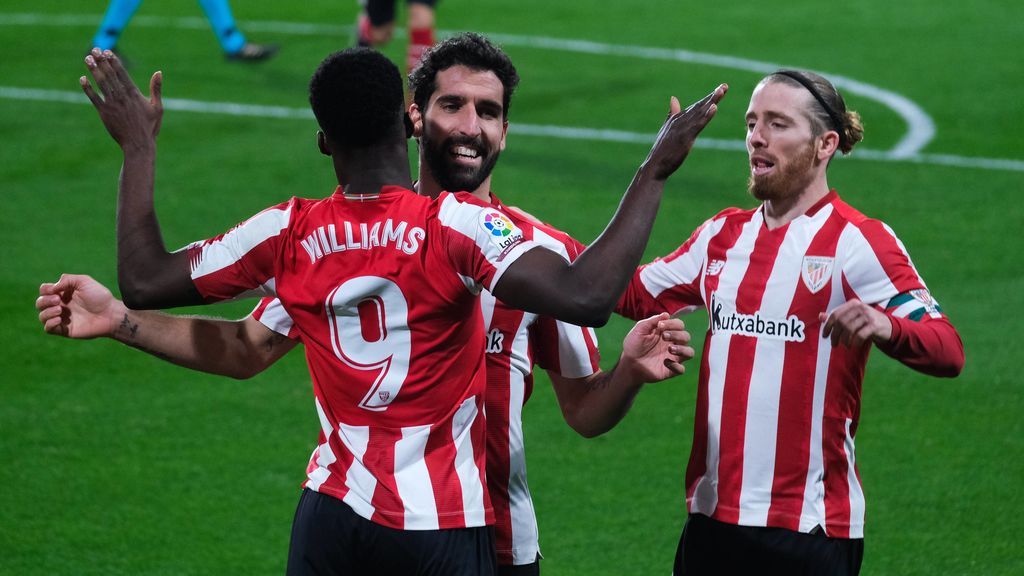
[435,192,539,293]
[839,218,930,309]
[251,297,299,340]
[617,212,735,320]
[185,200,294,302]
[840,217,964,375]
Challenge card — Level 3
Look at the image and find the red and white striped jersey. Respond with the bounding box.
[618,190,950,539]
[187,186,542,530]
[252,193,601,564]
[481,195,600,566]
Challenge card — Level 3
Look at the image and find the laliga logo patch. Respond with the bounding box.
[483,212,514,237]
[480,210,524,252]
[801,256,834,294]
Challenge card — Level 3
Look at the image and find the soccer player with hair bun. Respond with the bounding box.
[617,69,964,575]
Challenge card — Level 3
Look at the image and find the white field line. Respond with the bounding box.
[2,11,934,157]
[3,86,1022,173]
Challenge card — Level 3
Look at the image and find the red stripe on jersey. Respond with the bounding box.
[685,214,751,505]
[819,276,868,537]
[767,210,845,529]
[424,417,465,529]
[485,303,525,562]
[367,426,406,528]
[714,224,787,524]
[832,198,923,296]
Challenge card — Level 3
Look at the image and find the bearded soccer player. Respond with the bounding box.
[617,70,964,575]
[57,47,724,574]
[40,34,691,576]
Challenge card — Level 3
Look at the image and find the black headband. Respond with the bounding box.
[773,70,846,146]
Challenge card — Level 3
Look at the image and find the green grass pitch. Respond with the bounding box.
[1,1,1022,574]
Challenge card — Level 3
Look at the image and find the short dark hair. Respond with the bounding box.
[765,69,864,155]
[309,47,405,147]
[409,33,520,119]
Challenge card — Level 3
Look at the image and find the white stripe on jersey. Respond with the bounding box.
[452,397,487,527]
[506,312,541,565]
[881,222,927,289]
[692,212,762,516]
[799,265,845,532]
[844,418,866,538]
[738,207,831,526]
[188,205,291,278]
[555,322,596,379]
[307,398,337,491]
[837,225,899,307]
[257,297,294,336]
[436,194,536,295]
[338,423,376,520]
[395,425,439,529]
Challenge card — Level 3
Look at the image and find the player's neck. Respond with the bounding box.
[417,172,492,203]
[762,178,830,229]
[334,145,414,196]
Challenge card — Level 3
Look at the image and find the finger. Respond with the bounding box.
[670,345,695,359]
[39,282,58,296]
[664,360,686,375]
[150,70,163,108]
[669,96,681,116]
[44,315,69,336]
[95,52,122,98]
[821,312,835,338]
[109,51,141,98]
[36,294,60,311]
[663,330,691,345]
[80,76,104,107]
[88,54,115,99]
[39,305,64,323]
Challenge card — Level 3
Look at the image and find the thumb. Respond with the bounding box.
[150,71,163,107]
[669,96,681,116]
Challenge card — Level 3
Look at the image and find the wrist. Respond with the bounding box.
[873,314,896,345]
[614,355,650,387]
[121,140,157,156]
[108,300,132,340]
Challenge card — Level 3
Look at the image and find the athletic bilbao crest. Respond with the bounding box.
[801,256,834,294]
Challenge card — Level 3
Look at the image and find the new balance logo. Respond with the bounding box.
[486,329,504,353]
[710,293,806,342]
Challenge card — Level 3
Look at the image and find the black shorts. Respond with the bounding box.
[674,513,864,576]
[362,0,439,26]
[287,488,497,576]
[498,559,540,576]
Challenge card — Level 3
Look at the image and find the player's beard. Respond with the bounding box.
[747,139,817,202]
[421,131,501,194]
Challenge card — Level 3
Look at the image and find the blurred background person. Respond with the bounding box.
[91,0,278,61]
[356,0,437,73]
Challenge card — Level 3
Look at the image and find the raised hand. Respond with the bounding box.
[37,274,128,339]
[644,84,728,181]
[620,312,696,382]
[80,48,163,150]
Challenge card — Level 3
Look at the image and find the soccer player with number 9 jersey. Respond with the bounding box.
[68,43,725,574]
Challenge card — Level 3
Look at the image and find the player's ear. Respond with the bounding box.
[499,120,508,152]
[817,130,839,161]
[408,103,424,138]
[317,130,331,156]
